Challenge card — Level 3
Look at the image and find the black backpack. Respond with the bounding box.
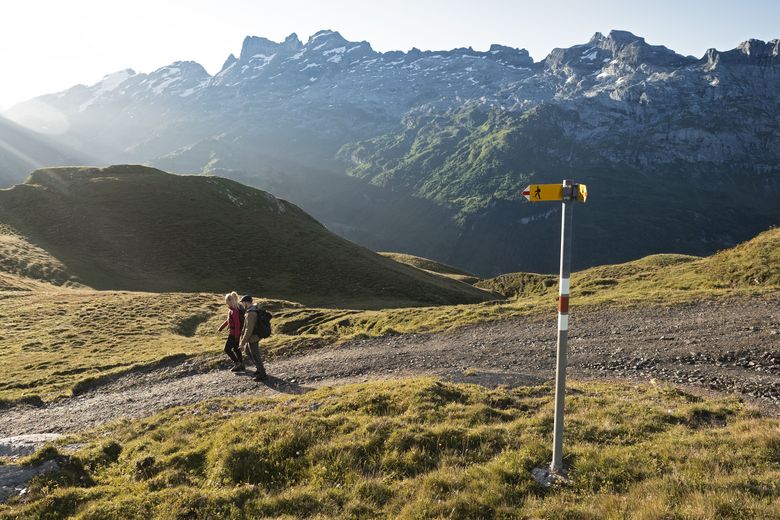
[251,308,273,339]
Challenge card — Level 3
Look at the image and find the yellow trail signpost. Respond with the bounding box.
[524,180,588,486]
[522,183,588,203]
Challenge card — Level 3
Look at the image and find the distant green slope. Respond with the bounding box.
[339,105,780,276]
[0,166,496,308]
[478,227,780,299]
[340,105,576,220]
[379,252,481,284]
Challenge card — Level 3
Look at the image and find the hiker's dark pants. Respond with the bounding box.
[224,336,243,364]
[247,341,266,376]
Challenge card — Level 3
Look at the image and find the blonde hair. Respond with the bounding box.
[224,291,239,309]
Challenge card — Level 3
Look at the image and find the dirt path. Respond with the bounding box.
[1,296,778,439]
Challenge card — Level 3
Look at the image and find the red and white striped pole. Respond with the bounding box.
[551,179,575,475]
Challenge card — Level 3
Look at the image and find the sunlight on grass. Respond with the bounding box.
[1,379,777,518]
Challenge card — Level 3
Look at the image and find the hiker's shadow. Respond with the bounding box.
[260,374,313,395]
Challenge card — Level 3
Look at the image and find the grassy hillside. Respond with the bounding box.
[0,225,78,287]
[2,379,778,518]
[480,227,780,300]
[379,252,481,284]
[1,228,776,406]
[0,165,495,308]
[340,106,569,219]
[476,272,557,298]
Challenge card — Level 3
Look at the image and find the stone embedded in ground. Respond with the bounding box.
[0,459,59,502]
[0,434,62,458]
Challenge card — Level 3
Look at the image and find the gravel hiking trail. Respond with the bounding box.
[1,296,778,439]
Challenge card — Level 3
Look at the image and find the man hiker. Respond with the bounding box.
[239,295,268,382]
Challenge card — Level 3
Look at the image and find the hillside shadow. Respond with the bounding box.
[172,314,211,337]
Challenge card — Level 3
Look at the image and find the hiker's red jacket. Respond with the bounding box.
[219,308,243,339]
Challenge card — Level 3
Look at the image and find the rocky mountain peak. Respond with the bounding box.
[239,36,281,62]
[703,38,779,70]
[588,29,693,68]
[306,30,349,49]
[606,30,644,45]
[220,53,237,72]
[487,44,534,68]
[155,61,209,78]
[282,33,303,50]
[737,38,779,62]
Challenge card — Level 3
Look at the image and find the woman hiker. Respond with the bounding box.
[218,291,245,372]
[239,294,268,382]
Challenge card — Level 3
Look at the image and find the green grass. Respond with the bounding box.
[379,252,482,284]
[340,104,580,219]
[481,227,780,299]
[0,225,77,289]
[0,290,223,404]
[0,228,777,405]
[1,378,777,519]
[0,165,494,308]
[476,272,558,298]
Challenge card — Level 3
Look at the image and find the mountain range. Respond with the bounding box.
[3,30,778,275]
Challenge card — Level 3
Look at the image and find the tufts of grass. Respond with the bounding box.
[1,379,777,519]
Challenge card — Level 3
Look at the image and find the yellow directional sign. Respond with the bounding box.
[576,183,588,203]
[521,183,588,203]
[522,184,563,202]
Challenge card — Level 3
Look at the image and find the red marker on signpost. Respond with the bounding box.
[522,180,587,481]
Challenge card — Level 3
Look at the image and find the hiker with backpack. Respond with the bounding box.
[239,294,272,382]
[217,291,245,372]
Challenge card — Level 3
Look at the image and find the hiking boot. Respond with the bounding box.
[231,363,245,373]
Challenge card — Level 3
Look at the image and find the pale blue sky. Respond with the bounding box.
[1,0,778,109]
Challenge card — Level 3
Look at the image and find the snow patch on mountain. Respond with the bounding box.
[79,69,135,112]
[180,79,209,97]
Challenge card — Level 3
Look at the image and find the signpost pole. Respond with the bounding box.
[551,179,574,475]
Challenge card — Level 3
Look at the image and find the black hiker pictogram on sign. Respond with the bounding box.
[521,183,587,203]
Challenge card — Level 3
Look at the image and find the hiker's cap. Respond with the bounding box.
[240,295,253,303]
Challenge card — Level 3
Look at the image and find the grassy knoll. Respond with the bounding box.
[379,252,482,284]
[0,166,494,308]
[0,228,777,405]
[1,378,778,518]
